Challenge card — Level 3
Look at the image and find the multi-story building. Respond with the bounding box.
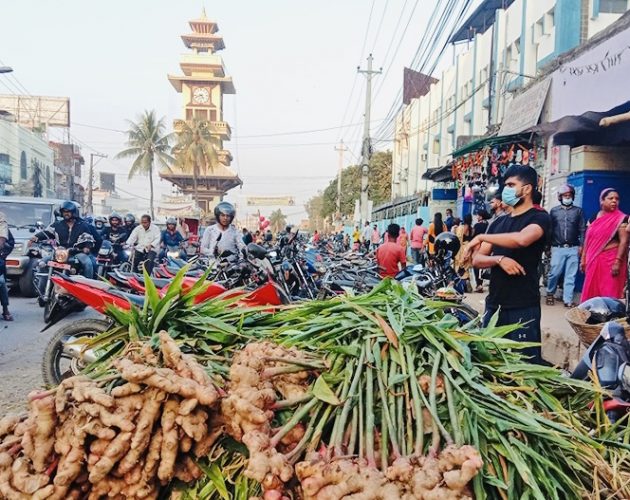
[391,0,630,199]
[48,141,85,204]
[0,113,55,197]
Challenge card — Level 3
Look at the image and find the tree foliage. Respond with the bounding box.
[269,209,287,234]
[310,150,392,221]
[116,110,174,218]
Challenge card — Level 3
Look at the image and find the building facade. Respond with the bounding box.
[391,0,630,200]
[48,141,85,204]
[162,9,241,216]
[0,114,55,197]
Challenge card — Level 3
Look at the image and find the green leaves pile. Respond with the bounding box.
[83,275,630,499]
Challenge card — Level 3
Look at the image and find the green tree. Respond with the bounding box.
[311,150,392,221]
[305,193,325,232]
[171,119,220,207]
[116,110,174,218]
[269,209,287,234]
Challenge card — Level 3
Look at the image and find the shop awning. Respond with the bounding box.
[450,133,533,157]
[530,100,630,147]
[422,165,453,182]
[449,0,517,43]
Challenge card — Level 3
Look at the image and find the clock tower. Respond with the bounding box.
[162,9,241,215]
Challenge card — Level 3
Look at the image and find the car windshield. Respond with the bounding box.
[0,202,52,227]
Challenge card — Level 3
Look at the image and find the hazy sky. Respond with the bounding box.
[0,0,475,222]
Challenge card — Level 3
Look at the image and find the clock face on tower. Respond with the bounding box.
[192,87,210,104]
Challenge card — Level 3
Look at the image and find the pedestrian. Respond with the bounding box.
[313,230,320,244]
[545,185,585,307]
[343,232,350,250]
[376,223,407,278]
[177,218,190,239]
[466,165,551,364]
[454,214,473,280]
[361,221,371,251]
[371,224,380,250]
[0,211,14,321]
[409,218,427,264]
[428,212,447,255]
[397,227,408,253]
[242,227,253,245]
[580,188,628,302]
[489,192,508,221]
[352,226,361,251]
[472,210,491,292]
[532,190,546,211]
[444,208,454,231]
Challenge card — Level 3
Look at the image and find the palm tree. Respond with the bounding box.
[116,110,175,218]
[269,209,287,234]
[171,119,220,206]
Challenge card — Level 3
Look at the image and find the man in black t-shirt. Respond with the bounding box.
[465,165,551,364]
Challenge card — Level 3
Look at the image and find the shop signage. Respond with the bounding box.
[246,196,295,206]
[550,27,630,120]
[499,78,551,136]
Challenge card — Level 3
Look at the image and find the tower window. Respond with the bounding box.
[194,109,208,120]
[20,151,27,179]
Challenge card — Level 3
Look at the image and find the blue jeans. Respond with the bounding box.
[75,252,94,279]
[546,246,579,304]
[483,303,543,364]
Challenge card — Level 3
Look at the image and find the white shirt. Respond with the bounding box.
[126,223,161,252]
[200,223,246,257]
[361,225,371,242]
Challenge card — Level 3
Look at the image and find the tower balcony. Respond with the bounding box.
[217,149,233,166]
[209,121,231,140]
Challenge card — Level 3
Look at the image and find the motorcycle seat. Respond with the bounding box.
[136,276,171,289]
[107,288,145,308]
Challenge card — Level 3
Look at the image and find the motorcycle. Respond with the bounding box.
[95,240,119,279]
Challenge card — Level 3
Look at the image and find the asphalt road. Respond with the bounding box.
[0,293,93,415]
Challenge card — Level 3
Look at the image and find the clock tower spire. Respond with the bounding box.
[163,10,241,215]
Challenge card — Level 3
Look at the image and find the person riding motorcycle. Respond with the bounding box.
[29,201,98,279]
[126,214,161,274]
[93,216,108,238]
[200,202,246,259]
[103,212,129,263]
[160,217,186,261]
[124,213,137,234]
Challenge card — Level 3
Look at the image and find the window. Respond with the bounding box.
[600,0,627,14]
[0,153,9,164]
[544,9,555,34]
[194,109,208,120]
[46,165,51,188]
[20,151,27,179]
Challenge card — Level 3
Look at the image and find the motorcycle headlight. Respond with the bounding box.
[55,248,69,263]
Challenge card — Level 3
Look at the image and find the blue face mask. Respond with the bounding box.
[502,186,520,207]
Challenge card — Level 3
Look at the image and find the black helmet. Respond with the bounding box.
[76,233,95,248]
[214,202,235,224]
[109,212,122,223]
[60,200,78,218]
[578,297,625,324]
[557,184,575,202]
[434,232,461,256]
[124,213,136,224]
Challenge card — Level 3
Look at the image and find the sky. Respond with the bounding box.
[0,0,478,223]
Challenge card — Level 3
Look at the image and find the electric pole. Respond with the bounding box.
[334,139,348,227]
[86,152,107,215]
[357,54,381,224]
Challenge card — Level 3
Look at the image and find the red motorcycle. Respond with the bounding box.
[42,273,286,385]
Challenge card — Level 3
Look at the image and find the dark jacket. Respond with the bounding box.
[161,229,184,247]
[549,205,586,247]
[104,226,129,244]
[36,219,95,248]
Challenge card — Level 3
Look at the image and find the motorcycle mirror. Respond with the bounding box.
[29,227,36,233]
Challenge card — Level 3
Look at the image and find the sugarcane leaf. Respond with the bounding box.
[195,461,230,500]
[388,374,409,387]
[313,375,341,405]
[143,267,160,312]
[327,344,361,357]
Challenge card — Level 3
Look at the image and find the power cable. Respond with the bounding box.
[370,0,390,55]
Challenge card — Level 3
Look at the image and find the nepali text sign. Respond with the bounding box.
[499,78,551,136]
[246,196,295,206]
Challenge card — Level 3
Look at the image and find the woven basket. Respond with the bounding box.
[565,307,630,347]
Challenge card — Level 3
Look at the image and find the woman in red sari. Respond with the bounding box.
[580,188,628,301]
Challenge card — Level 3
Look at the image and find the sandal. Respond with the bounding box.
[545,295,555,306]
[564,302,577,308]
[2,312,13,321]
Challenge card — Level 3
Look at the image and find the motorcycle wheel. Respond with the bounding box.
[19,258,39,298]
[42,318,112,386]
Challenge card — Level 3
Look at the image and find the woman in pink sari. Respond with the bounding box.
[580,188,629,301]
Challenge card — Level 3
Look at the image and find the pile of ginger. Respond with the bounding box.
[0,331,222,500]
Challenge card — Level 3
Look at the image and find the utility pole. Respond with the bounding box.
[334,139,348,227]
[357,54,381,224]
[87,152,107,215]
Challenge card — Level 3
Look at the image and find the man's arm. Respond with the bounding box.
[472,241,526,275]
[578,209,586,248]
[126,227,138,248]
[472,224,544,250]
[150,227,162,250]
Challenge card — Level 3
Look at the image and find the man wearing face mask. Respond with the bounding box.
[464,165,551,364]
[545,185,585,307]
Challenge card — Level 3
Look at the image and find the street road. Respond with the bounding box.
[0,294,93,415]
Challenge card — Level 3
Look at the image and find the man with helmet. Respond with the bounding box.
[29,200,97,279]
[124,213,137,234]
[375,223,408,278]
[160,217,186,260]
[545,184,585,307]
[200,202,246,258]
[126,214,161,274]
[93,216,108,239]
[103,212,129,263]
